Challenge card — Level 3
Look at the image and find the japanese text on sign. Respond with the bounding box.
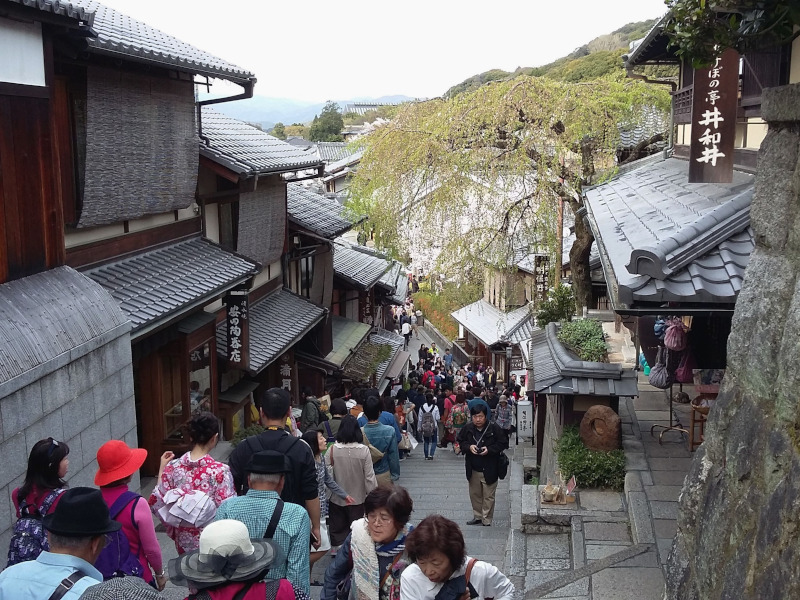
[225,292,249,367]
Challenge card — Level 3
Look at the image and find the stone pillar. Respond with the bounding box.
[666,83,800,599]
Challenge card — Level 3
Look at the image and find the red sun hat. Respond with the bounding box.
[95,440,148,486]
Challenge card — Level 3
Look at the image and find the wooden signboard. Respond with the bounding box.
[225,290,249,369]
[689,48,739,183]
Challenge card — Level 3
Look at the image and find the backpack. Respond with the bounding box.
[420,406,436,438]
[450,404,469,428]
[95,491,145,580]
[6,488,64,567]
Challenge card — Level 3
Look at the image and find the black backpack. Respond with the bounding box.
[6,488,64,566]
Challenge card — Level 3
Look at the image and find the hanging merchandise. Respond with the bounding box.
[664,318,688,352]
[675,349,696,384]
[648,346,671,389]
[654,317,668,340]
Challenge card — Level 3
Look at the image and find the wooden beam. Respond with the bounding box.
[199,155,240,184]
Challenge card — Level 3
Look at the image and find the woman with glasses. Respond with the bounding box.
[322,486,413,600]
[7,438,70,566]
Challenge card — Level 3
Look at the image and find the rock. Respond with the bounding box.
[579,405,621,451]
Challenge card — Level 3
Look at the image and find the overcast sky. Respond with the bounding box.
[97,0,669,102]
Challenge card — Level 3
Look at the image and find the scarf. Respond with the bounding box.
[350,518,412,600]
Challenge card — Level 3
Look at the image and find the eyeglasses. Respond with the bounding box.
[366,513,393,526]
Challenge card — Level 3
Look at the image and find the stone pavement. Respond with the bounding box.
[510,373,698,599]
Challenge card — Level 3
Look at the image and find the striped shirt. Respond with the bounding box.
[215,489,311,594]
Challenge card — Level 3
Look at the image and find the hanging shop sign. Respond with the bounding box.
[225,291,249,368]
[689,48,738,183]
[534,255,550,306]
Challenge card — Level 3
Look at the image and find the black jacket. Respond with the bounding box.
[457,422,507,485]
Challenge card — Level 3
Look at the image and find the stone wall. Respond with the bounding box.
[0,330,136,565]
[539,395,563,484]
[666,83,800,599]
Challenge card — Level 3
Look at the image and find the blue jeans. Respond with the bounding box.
[424,432,438,458]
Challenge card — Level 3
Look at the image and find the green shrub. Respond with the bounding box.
[556,426,625,491]
[536,286,576,327]
[230,424,264,447]
[557,319,607,362]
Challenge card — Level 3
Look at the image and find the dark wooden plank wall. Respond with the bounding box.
[0,94,64,283]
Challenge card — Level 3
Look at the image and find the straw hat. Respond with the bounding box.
[169,520,283,589]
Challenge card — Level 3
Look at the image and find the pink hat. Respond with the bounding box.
[95,440,147,486]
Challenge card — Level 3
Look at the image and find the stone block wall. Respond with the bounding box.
[666,83,800,599]
[0,329,136,565]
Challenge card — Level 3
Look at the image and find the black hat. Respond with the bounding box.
[43,487,122,536]
[245,450,291,475]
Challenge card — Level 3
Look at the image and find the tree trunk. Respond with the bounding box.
[567,198,594,314]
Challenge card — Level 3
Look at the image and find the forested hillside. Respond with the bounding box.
[444,19,659,97]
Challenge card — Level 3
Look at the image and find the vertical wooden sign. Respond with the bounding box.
[225,290,249,369]
[689,48,739,183]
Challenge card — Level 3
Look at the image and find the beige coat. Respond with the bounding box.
[325,442,378,505]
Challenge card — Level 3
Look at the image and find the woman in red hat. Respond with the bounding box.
[95,440,166,590]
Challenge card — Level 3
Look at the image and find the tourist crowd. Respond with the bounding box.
[0,298,521,600]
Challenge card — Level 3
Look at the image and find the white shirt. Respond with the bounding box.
[402,322,411,335]
[400,557,514,600]
[418,404,440,424]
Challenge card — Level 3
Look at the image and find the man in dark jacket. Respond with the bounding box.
[228,387,321,548]
[457,399,507,527]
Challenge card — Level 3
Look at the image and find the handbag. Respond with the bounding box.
[664,318,688,352]
[675,349,696,384]
[648,346,671,389]
[398,432,412,451]
[361,428,385,463]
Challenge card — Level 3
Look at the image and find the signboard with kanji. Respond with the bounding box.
[689,48,738,183]
[533,255,550,306]
[225,291,249,369]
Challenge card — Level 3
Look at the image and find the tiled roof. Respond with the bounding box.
[200,108,324,176]
[333,242,391,290]
[70,1,254,83]
[287,184,357,239]
[528,323,639,397]
[215,288,325,374]
[376,261,409,305]
[325,316,372,368]
[451,300,533,347]
[371,328,405,385]
[343,328,404,386]
[10,0,92,24]
[583,157,754,308]
[0,267,128,388]
[624,14,674,67]
[325,150,364,176]
[84,237,259,336]
[316,142,353,163]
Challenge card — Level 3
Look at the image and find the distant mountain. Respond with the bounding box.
[199,94,416,131]
[444,18,660,97]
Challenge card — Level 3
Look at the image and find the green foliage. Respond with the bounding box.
[231,423,265,447]
[536,286,576,327]
[343,105,401,126]
[557,319,607,362]
[309,101,345,142]
[414,282,482,341]
[285,124,309,139]
[665,0,800,67]
[543,49,628,83]
[270,122,286,140]
[556,426,625,491]
[347,77,670,282]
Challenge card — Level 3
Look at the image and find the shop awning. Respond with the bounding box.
[385,350,411,380]
[85,236,260,340]
[528,323,638,397]
[216,288,326,375]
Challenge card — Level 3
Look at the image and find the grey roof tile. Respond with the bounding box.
[70,1,253,83]
[451,300,533,347]
[0,267,129,387]
[287,184,357,239]
[315,142,354,163]
[215,288,325,374]
[324,316,372,368]
[371,328,405,384]
[377,261,410,305]
[10,0,91,23]
[528,323,638,396]
[333,242,391,290]
[201,108,324,176]
[84,237,259,334]
[583,157,754,307]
